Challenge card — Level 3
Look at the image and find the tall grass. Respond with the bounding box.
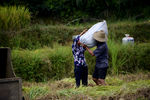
[23,86,49,100]
[107,39,129,75]
[12,45,74,81]
[108,40,120,75]
[11,42,150,81]
[0,6,31,31]
[7,20,150,81]
[49,44,74,79]
[108,19,150,43]
[8,24,82,49]
[1,20,150,49]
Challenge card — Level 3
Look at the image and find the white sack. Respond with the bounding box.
[80,20,108,48]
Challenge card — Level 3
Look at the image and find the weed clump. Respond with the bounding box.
[0,6,31,31]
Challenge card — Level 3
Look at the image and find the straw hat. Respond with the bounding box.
[93,30,108,42]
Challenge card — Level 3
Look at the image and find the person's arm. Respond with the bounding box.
[79,29,88,36]
[80,43,94,56]
[85,46,94,56]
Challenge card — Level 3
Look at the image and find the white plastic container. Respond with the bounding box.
[122,34,134,44]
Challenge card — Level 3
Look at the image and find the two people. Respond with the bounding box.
[72,29,108,87]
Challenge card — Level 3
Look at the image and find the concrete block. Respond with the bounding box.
[0,78,22,100]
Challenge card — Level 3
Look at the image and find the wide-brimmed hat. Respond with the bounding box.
[93,30,108,42]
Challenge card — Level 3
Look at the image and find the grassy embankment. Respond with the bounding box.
[0,7,150,99]
[10,20,150,100]
[9,20,150,81]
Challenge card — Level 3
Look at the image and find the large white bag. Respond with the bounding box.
[80,20,108,48]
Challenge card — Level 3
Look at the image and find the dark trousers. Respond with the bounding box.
[74,65,88,87]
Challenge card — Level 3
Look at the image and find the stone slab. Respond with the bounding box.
[0,78,22,100]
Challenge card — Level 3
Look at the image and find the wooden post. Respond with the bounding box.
[0,48,22,100]
[0,48,16,78]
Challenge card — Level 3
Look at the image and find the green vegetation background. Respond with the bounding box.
[1,0,150,20]
[1,19,150,82]
[0,1,150,82]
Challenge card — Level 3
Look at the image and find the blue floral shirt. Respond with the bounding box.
[72,35,87,67]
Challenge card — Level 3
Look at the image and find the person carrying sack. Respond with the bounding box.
[83,30,108,85]
[72,29,88,87]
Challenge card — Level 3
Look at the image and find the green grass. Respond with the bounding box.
[11,42,150,81]
[107,19,150,43]
[22,72,150,100]
[1,19,150,49]
[8,24,83,49]
[0,6,31,31]
[0,9,150,100]
[0,15,149,99]
[23,85,50,100]
[12,44,74,81]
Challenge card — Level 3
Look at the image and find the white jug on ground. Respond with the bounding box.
[122,34,134,44]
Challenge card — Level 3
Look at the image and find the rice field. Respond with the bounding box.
[22,72,150,100]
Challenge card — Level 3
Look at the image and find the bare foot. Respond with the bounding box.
[98,79,107,86]
[93,78,99,85]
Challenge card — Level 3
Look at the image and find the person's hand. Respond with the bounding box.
[83,29,88,32]
[80,29,88,36]
[83,44,87,48]
[80,42,85,47]
[80,42,87,48]
[88,50,94,56]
